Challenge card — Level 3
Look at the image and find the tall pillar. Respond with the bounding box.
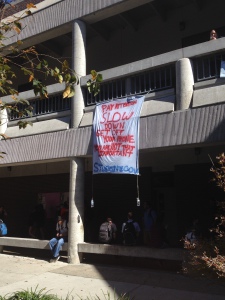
[68,20,86,264]
[71,20,86,128]
[68,157,85,264]
[176,58,194,110]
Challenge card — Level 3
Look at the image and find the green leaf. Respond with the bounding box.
[64,73,71,83]
[62,60,69,72]
[33,79,41,86]
[96,74,103,82]
[18,99,30,105]
[58,75,63,83]
[54,67,60,74]
[21,67,33,76]
[68,86,75,98]
[36,62,42,70]
[50,69,55,77]
[90,70,97,79]
[86,80,91,87]
[14,22,22,31]
[70,75,77,84]
[42,59,48,67]
[26,10,32,15]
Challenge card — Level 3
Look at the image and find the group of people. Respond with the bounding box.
[28,200,69,239]
[48,201,164,263]
[98,201,166,248]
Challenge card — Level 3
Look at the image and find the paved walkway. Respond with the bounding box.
[0,252,225,300]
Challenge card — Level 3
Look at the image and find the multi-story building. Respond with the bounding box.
[0,0,225,263]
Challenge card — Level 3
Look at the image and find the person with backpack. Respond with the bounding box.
[122,212,140,246]
[49,216,68,263]
[99,217,117,244]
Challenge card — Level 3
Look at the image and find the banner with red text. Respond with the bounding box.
[93,96,144,175]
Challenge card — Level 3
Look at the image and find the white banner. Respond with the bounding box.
[220,60,225,78]
[93,96,144,175]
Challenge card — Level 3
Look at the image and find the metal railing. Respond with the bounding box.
[193,52,225,82]
[9,93,71,121]
[84,65,175,106]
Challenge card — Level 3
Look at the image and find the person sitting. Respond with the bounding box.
[210,29,218,40]
[49,217,68,263]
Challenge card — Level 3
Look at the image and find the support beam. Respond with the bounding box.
[118,13,139,31]
[71,20,86,128]
[176,58,194,110]
[88,23,111,41]
[68,157,85,264]
[148,2,167,22]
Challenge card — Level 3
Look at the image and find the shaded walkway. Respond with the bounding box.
[0,252,225,299]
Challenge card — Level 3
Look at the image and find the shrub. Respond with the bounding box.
[182,153,225,279]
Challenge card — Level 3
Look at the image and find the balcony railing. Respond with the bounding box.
[84,65,175,106]
[9,93,71,121]
[8,41,225,122]
[193,52,225,82]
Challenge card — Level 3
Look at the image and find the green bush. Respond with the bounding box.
[183,153,225,280]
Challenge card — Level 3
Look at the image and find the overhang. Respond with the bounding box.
[0,104,225,166]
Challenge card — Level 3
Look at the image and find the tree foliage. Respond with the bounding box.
[183,153,225,279]
[0,1,102,131]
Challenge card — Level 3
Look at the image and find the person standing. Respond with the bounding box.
[0,205,7,223]
[143,201,157,246]
[99,217,117,244]
[49,217,68,263]
[122,212,140,245]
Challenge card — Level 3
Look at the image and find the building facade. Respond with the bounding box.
[0,0,225,263]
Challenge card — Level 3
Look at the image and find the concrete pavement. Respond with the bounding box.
[0,252,225,299]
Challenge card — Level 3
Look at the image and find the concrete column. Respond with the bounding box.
[71,20,86,128]
[176,58,194,110]
[68,157,85,264]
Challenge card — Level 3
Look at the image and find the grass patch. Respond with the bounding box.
[0,287,134,300]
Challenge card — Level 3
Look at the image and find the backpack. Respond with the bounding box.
[99,222,113,243]
[0,219,7,236]
[184,231,197,250]
[123,221,136,246]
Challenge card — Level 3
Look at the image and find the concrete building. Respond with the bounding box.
[0,0,225,263]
